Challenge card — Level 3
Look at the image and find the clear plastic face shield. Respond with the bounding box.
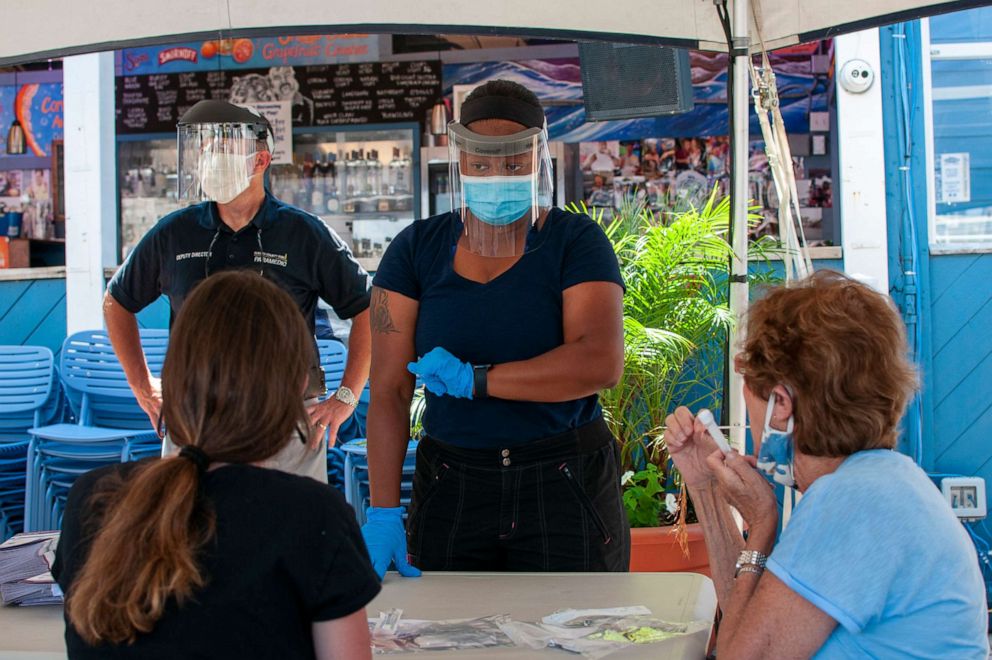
[177,123,269,204]
[447,123,554,258]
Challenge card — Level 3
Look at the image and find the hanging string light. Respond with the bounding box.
[6,69,26,155]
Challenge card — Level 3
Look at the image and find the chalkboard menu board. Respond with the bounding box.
[116,60,441,134]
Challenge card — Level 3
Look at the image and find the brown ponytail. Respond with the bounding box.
[65,271,313,645]
[66,457,213,644]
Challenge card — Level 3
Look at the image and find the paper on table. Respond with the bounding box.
[0,531,59,551]
[0,532,62,606]
[23,572,55,584]
[0,580,62,606]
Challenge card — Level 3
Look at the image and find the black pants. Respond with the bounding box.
[407,417,630,572]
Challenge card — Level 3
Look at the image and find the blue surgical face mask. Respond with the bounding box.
[462,174,536,226]
[755,391,797,489]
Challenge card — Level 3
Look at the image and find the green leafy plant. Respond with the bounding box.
[621,464,665,528]
[569,191,780,532]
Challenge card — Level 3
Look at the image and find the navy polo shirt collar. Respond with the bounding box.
[198,191,277,232]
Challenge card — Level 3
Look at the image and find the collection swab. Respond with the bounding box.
[696,409,732,454]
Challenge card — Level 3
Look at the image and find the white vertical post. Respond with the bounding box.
[836,29,889,291]
[727,0,750,452]
[63,52,117,334]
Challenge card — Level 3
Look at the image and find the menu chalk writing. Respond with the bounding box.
[116,61,441,133]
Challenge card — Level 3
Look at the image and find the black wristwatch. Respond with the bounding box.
[473,364,492,399]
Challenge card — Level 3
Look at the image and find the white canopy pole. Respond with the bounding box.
[728,0,750,452]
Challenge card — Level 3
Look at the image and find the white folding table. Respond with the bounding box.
[0,571,716,659]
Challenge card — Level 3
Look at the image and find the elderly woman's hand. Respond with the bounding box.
[706,449,779,540]
[665,407,721,489]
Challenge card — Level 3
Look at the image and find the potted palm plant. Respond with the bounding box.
[571,192,778,573]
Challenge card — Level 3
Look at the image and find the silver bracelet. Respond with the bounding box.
[735,564,765,579]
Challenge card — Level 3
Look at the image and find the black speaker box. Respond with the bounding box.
[579,43,694,120]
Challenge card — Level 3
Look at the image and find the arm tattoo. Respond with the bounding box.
[370,288,399,335]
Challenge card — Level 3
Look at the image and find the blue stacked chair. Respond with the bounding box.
[316,339,358,442]
[327,446,346,495]
[316,340,349,492]
[316,339,347,397]
[339,439,418,526]
[26,330,167,531]
[0,346,60,540]
[349,386,371,441]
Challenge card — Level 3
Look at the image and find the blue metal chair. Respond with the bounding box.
[340,438,418,525]
[25,330,167,531]
[315,339,351,489]
[348,385,372,442]
[0,346,59,540]
[317,339,347,395]
[58,329,168,429]
[315,339,361,447]
[327,446,347,494]
[0,346,58,436]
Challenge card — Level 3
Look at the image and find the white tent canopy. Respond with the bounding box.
[0,0,977,65]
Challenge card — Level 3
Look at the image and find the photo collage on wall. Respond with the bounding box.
[581,138,833,246]
[747,144,833,246]
[580,137,729,218]
[0,169,54,240]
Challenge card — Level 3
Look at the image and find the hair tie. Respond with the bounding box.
[178,445,210,475]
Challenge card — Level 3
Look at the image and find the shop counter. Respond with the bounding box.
[0,571,716,659]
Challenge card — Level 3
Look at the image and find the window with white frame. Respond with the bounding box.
[924,7,992,248]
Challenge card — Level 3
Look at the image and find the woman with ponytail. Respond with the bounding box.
[52,271,379,659]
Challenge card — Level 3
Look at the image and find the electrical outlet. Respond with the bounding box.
[942,477,986,521]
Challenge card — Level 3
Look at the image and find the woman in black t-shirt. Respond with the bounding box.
[363,80,628,577]
[52,271,379,660]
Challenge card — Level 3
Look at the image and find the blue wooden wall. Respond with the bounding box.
[0,279,67,360]
[0,278,168,359]
[135,295,170,329]
[928,254,992,484]
[882,18,992,571]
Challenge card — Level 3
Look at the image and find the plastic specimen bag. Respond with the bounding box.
[370,609,516,654]
[499,606,706,659]
[369,605,705,657]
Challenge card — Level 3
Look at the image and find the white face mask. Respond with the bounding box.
[199,152,257,204]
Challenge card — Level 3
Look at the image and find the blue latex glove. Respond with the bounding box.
[360,506,421,579]
[407,347,474,399]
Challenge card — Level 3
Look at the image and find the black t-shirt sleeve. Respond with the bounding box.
[315,222,372,320]
[107,224,166,313]
[560,214,625,292]
[371,222,420,300]
[299,487,381,622]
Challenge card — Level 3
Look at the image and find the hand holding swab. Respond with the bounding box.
[697,409,732,454]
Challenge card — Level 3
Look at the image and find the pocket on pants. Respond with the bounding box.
[408,460,451,532]
[558,462,613,544]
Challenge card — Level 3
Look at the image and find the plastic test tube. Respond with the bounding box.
[697,409,732,454]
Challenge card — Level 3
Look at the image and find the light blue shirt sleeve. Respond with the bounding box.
[766,472,909,633]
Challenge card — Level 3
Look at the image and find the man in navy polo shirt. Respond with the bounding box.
[104,100,371,481]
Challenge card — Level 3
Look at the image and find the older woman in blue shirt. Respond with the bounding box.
[667,271,988,659]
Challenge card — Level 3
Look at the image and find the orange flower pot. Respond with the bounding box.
[629,523,710,576]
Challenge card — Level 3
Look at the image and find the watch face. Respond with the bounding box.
[335,387,357,405]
